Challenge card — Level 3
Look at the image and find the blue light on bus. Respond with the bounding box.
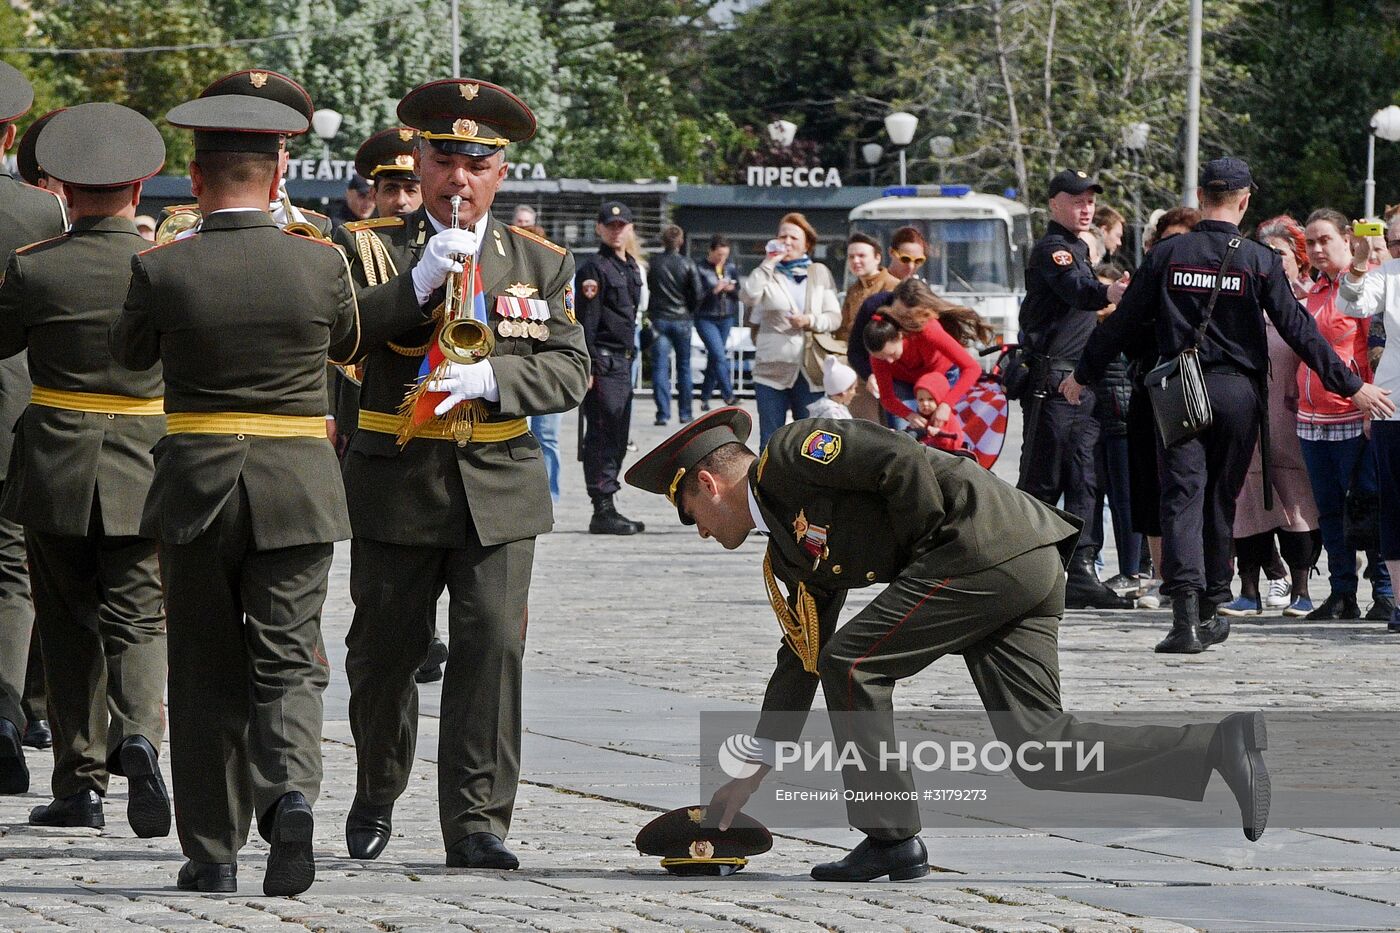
[882,186,918,197]
[939,184,972,197]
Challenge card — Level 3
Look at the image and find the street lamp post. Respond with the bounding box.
[884,111,918,186]
[1121,121,1150,264]
[767,119,797,149]
[311,107,342,163]
[928,135,953,184]
[1365,105,1400,219]
[861,142,883,185]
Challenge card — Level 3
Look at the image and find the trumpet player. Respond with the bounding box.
[331,78,587,870]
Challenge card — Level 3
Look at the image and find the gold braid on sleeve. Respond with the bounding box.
[763,553,820,674]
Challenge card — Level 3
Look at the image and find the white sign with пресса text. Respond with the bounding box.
[746,165,842,188]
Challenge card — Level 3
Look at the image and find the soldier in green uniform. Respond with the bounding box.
[111,93,364,896]
[627,409,1272,882]
[155,70,331,242]
[0,61,68,797]
[331,78,589,869]
[0,103,171,837]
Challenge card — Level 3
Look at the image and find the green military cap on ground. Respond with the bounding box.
[166,95,308,153]
[624,406,752,524]
[355,127,419,182]
[0,61,34,124]
[16,109,63,187]
[397,78,535,158]
[199,69,313,127]
[635,805,772,876]
[36,103,165,188]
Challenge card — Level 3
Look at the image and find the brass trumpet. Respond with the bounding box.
[154,210,199,244]
[437,193,494,364]
[279,189,329,240]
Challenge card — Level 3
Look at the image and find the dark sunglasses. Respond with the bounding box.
[892,251,927,267]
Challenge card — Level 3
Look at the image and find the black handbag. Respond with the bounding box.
[1147,236,1241,447]
[1344,440,1381,551]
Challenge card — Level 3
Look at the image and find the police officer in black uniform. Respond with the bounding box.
[1018,170,1131,609]
[576,201,645,535]
[1064,158,1395,653]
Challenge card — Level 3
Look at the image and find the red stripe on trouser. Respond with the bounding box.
[844,577,952,711]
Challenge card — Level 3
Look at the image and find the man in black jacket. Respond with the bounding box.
[647,224,704,425]
[1063,158,1394,654]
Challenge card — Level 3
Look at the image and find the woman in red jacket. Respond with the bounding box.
[862,277,985,443]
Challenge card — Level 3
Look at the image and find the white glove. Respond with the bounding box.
[412,228,481,305]
[426,359,500,415]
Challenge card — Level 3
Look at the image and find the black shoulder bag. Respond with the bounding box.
[1146,236,1242,447]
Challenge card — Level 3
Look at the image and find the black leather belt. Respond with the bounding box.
[595,346,635,361]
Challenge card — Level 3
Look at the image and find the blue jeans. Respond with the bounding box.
[530,413,561,503]
[1299,434,1392,597]
[650,318,693,422]
[695,317,734,402]
[756,375,821,449]
[886,379,917,432]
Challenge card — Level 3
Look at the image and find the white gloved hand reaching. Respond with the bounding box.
[426,359,500,415]
[412,227,481,305]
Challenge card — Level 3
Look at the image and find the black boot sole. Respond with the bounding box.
[1240,713,1270,842]
[0,728,28,795]
[264,806,315,897]
[810,860,931,882]
[120,741,172,839]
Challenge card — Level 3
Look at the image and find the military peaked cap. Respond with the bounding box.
[355,126,420,182]
[167,95,308,154]
[200,69,314,127]
[397,79,535,158]
[37,103,166,188]
[0,61,34,124]
[635,805,772,876]
[625,406,752,525]
[17,108,64,186]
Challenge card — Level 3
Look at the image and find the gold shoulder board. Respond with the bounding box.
[508,224,566,255]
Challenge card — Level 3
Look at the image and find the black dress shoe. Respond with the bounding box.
[1306,592,1360,620]
[1065,561,1134,610]
[118,735,171,838]
[346,799,393,860]
[1211,711,1270,841]
[0,719,28,795]
[22,719,52,749]
[1365,594,1395,622]
[29,789,104,828]
[415,637,448,684]
[177,859,237,893]
[446,832,520,869]
[810,835,929,882]
[263,791,315,897]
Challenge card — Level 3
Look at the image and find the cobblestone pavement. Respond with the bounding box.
[3,402,1399,932]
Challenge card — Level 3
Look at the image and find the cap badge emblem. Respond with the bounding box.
[611,206,621,215]
[686,808,705,824]
[688,840,715,859]
[460,83,480,100]
[393,154,414,168]
[452,118,478,138]
[397,128,414,142]
[1076,170,1087,178]
[249,72,268,88]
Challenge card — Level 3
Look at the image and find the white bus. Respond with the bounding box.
[848,185,1031,343]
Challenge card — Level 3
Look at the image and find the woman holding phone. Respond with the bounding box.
[741,212,841,448]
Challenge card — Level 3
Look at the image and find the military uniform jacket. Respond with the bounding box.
[111,210,358,548]
[0,171,67,482]
[332,209,589,548]
[750,418,1080,743]
[0,217,162,537]
[1020,220,1110,363]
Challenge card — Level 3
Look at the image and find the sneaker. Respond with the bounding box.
[1283,595,1315,618]
[1135,579,1165,610]
[1103,573,1145,597]
[1218,595,1263,617]
[1262,577,1291,610]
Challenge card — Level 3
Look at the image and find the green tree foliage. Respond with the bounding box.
[0,3,63,142]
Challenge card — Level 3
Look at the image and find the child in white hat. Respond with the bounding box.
[806,356,857,420]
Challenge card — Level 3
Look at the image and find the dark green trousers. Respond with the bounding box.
[161,484,332,864]
[346,532,534,849]
[0,493,34,735]
[22,630,45,723]
[27,527,165,799]
[819,545,1217,841]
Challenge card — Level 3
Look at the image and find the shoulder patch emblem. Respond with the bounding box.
[508,223,566,255]
[801,430,842,464]
[1051,249,1074,267]
[580,279,599,300]
[562,282,577,323]
[343,216,405,232]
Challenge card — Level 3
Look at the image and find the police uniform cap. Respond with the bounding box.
[36,103,166,189]
[0,61,34,124]
[17,108,64,186]
[355,126,420,182]
[1047,168,1103,198]
[625,406,751,524]
[1200,157,1256,192]
[397,79,534,159]
[598,200,634,225]
[167,95,309,154]
[635,805,772,877]
[199,69,314,128]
